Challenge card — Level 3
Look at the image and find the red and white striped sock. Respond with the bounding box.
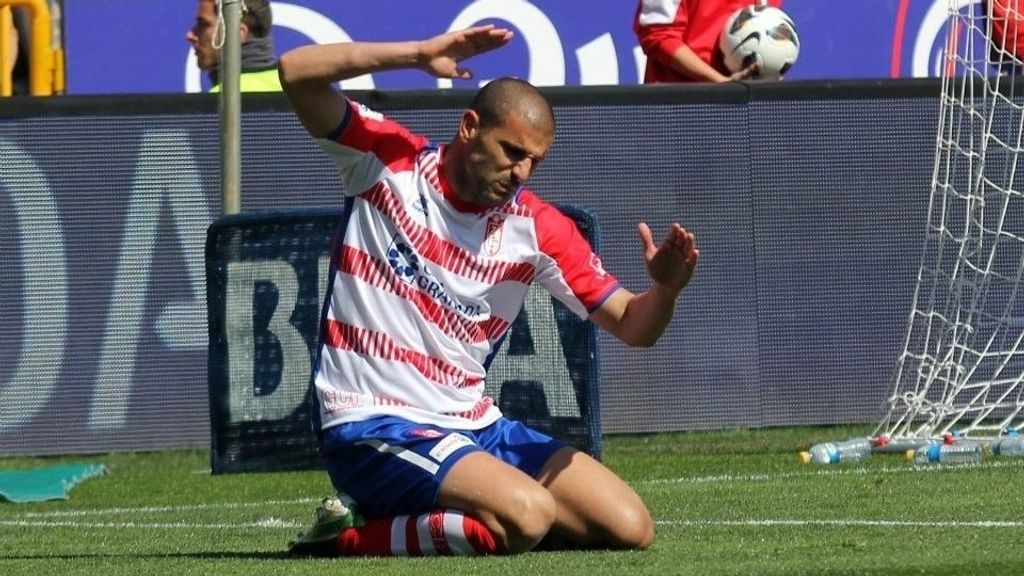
[336,509,498,556]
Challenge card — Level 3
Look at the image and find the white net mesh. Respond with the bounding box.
[876,0,1024,441]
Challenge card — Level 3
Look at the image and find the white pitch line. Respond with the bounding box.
[0,518,302,530]
[5,517,1020,531]
[639,458,1024,485]
[3,461,1021,531]
[3,498,319,519]
[657,518,1024,528]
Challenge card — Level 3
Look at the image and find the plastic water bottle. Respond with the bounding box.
[799,438,872,464]
[907,441,982,465]
[991,435,1024,457]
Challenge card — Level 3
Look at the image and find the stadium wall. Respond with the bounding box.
[0,80,940,455]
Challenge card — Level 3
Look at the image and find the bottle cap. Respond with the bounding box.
[798,451,811,464]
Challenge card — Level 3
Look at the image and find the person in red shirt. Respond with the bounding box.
[988,0,1024,66]
[634,0,783,83]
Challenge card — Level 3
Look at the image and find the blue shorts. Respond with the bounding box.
[318,415,565,519]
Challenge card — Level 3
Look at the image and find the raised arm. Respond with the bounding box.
[589,222,699,347]
[277,25,514,138]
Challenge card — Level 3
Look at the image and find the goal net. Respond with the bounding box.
[875,0,1024,443]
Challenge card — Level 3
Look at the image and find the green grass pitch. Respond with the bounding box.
[2,426,1023,575]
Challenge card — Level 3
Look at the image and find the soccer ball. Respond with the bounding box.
[719,5,800,80]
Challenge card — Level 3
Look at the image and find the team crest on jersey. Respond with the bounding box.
[484,214,505,256]
[387,237,420,283]
[590,253,608,277]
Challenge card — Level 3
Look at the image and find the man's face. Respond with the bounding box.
[186,1,219,70]
[460,111,552,208]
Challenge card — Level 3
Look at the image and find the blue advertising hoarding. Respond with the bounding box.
[64,0,970,94]
[0,83,940,455]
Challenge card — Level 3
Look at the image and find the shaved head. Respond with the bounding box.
[469,77,555,136]
[445,77,555,207]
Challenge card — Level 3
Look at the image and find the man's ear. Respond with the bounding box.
[239,21,251,42]
[459,109,480,142]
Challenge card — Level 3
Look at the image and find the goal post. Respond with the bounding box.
[874,0,1024,444]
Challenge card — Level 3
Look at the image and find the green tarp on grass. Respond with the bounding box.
[0,464,108,503]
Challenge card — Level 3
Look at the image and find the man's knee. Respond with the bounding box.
[611,502,655,550]
[501,485,557,553]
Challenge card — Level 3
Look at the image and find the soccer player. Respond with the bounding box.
[280,25,699,556]
[634,0,782,83]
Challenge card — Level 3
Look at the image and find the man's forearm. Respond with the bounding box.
[670,45,728,83]
[620,284,680,347]
[279,41,423,87]
[594,284,680,348]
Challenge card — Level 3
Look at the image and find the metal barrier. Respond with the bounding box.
[0,0,63,96]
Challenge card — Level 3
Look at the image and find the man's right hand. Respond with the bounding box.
[417,25,514,80]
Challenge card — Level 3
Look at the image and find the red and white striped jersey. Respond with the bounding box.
[312,100,620,431]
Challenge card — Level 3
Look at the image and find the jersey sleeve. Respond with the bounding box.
[529,197,621,318]
[315,99,429,196]
[634,0,689,68]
